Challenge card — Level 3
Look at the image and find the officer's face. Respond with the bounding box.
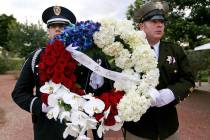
[139,19,165,44]
[47,23,65,39]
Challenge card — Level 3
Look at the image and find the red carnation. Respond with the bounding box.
[58,58,68,69]
[68,61,77,71]
[62,77,73,89]
[62,50,72,61]
[52,72,63,84]
[45,55,56,66]
[75,88,85,96]
[95,90,124,126]
[39,72,48,84]
[41,93,49,105]
[38,63,46,70]
[104,114,116,126]
[69,74,77,83]
[95,113,104,121]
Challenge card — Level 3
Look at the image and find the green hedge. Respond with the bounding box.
[0,57,9,74]
[7,57,24,71]
[0,57,24,74]
[197,70,208,82]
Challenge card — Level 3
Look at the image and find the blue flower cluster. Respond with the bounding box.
[55,20,101,51]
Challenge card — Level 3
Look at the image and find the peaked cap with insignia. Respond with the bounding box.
[42,6,76,27]
[134,0,169,23]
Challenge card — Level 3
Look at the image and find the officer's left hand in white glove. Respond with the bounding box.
[148,88,175,107]
[89,72,104,89]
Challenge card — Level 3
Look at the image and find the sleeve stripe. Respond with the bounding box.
[30,97,38,113]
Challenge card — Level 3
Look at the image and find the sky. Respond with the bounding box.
[0,0,135,25]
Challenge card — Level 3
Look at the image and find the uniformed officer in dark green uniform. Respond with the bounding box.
[123,0,195,140]
[12,6,77,140]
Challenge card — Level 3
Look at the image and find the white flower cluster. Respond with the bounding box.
[93,18,159,122]
[40,81,105,140]
[117,91,151,122]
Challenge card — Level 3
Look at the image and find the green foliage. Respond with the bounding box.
[7,22,48,57]
[126,0,142,20]
[126,0,210,49]
[0,55,24,74]
[7,58,24,71]
[0,13,48,58]
[186,50,210,77]
[0,14,16,49]
[197,70,208,82]
[191,6,210,26]
[0,57,9,74]
[58,99,72,111]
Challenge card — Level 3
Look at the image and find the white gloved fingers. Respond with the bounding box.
[89,72,104,89]
[148,88,160,107]
[148,88,175,107]
[156,89,175,107]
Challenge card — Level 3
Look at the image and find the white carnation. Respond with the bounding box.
[102,42,124,56]
[115,49,133,69]
[117,92,150,122]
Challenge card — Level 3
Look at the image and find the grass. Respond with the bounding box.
[198,70,209,82]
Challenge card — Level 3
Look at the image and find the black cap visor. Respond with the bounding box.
[142,9,165,22]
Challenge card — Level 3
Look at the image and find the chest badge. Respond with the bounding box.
[166,56,176,64]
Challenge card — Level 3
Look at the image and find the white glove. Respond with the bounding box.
[42,103,52,113]
[149,88,175,107]
[89,72,104,89]
[148,88,160,107]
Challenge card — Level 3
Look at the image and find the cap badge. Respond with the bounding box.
[53,6,61,16]
[155,2,164,10]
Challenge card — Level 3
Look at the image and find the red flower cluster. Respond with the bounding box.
[38,40,84,103]
[95,90,124,126]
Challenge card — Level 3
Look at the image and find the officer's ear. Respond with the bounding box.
[47,28,53,39]
[47,28,50,35]
[137,23,144,31]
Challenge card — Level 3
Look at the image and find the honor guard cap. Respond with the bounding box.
[134,0,169,23]
[42,6,76,27]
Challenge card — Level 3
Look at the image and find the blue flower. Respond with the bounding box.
[54,20,101,52]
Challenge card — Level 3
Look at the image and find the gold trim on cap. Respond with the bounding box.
[53,6,61,16]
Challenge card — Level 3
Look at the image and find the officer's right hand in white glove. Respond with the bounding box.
[42,103,52,113]
[148,88,175,107]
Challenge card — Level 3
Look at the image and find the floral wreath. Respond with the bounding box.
[38,18,159,139]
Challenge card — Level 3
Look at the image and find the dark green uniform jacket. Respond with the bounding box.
[12,48,112,140]
[124,42,195,140]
